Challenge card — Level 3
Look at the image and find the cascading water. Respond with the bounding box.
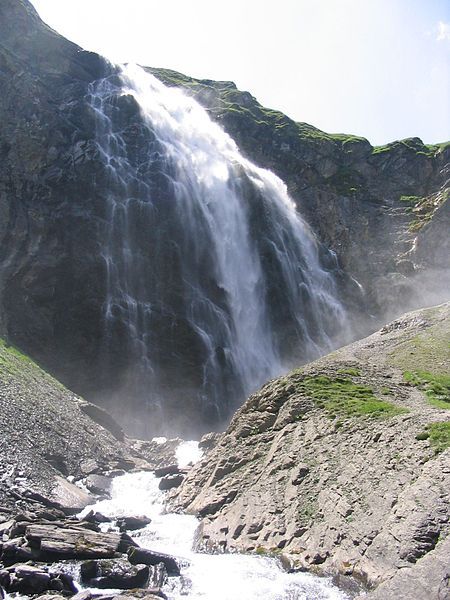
[77,443,349,600]
[88,64,350,436]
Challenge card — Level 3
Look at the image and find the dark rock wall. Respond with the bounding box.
[149,68,449,321]
[0,0,448,435]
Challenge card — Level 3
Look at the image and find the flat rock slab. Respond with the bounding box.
[25,524,122,559]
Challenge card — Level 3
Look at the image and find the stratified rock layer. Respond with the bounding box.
[171,303,450,599]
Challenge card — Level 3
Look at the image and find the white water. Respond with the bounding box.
[87,65,351,434]
[79,442,348,600]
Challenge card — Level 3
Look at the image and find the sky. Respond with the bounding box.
[30,0,450,146]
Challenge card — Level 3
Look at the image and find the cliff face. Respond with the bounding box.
[0,0,448,436]
[171,303,450,599]
[149,68,450,320]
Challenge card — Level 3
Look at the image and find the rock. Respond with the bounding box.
[84,510,112,524]
[25,523,123,559]
[129,438,181,471]
[85,474,112,496]
[198,432,221,451]
[1,537,37,564]
[128,546,180,576]
[170,304,450,597]
[79,402,125,441]
[97,591,167,600]
[116,516,151,532]
[148,563,168,589]
[71,591,93,600]
[50,476,93,510]
[0,564,76,596]
[158,474,184,491]
[117,532,139,553]
[80,558,150,589]
[154,465,180,478]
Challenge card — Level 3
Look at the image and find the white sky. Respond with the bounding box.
[30,0,450,145]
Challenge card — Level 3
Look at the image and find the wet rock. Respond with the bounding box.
[154,465,180,478]
[116,516,151,532]
[0,536,36,564]
[158,474,184,491]
[148,563,168,588]
[117,532,139,553]
[128,438,181,471]
[80,558,150,589]
[128,546,180,576]
[96,591,167,600]
[84,510,112,524]
[85,474,112,496]
[0,564,76,595]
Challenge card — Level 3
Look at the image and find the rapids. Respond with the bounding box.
[79,442,349,600]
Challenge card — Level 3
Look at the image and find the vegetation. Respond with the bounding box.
[372,137,442,158]
[389,308,449,378]
[293,374,406,419]
[416,422,450,453]
[0,337,66,391]
[337,367,361,376]
[404,370,450,409]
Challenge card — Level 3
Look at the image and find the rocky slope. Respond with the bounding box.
[0,0,448,435]
[171,303,450,599]
[0,336,152,513]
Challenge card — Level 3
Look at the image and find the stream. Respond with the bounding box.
[77,442,349,600]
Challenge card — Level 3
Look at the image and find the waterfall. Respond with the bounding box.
[87,64,350,436]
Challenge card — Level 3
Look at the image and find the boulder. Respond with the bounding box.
[158,474,184,491]
[25,523,123,559]
[154,465,180,478]
[127,546,180,576]
[116,516,151,532]
[84,510,112,524]
[80,558,150,589]
[0,564,76,595]
[85,474,112,496]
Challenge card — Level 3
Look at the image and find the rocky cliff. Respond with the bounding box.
[149,68,450,320]
[171,303,450,599]
[0,0,448,436]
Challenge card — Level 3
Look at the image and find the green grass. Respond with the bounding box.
[0,337,67,391]
[404,371,450,409]
[293,375,406,419]
[416,422,450,453]
[337,367,361,377]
